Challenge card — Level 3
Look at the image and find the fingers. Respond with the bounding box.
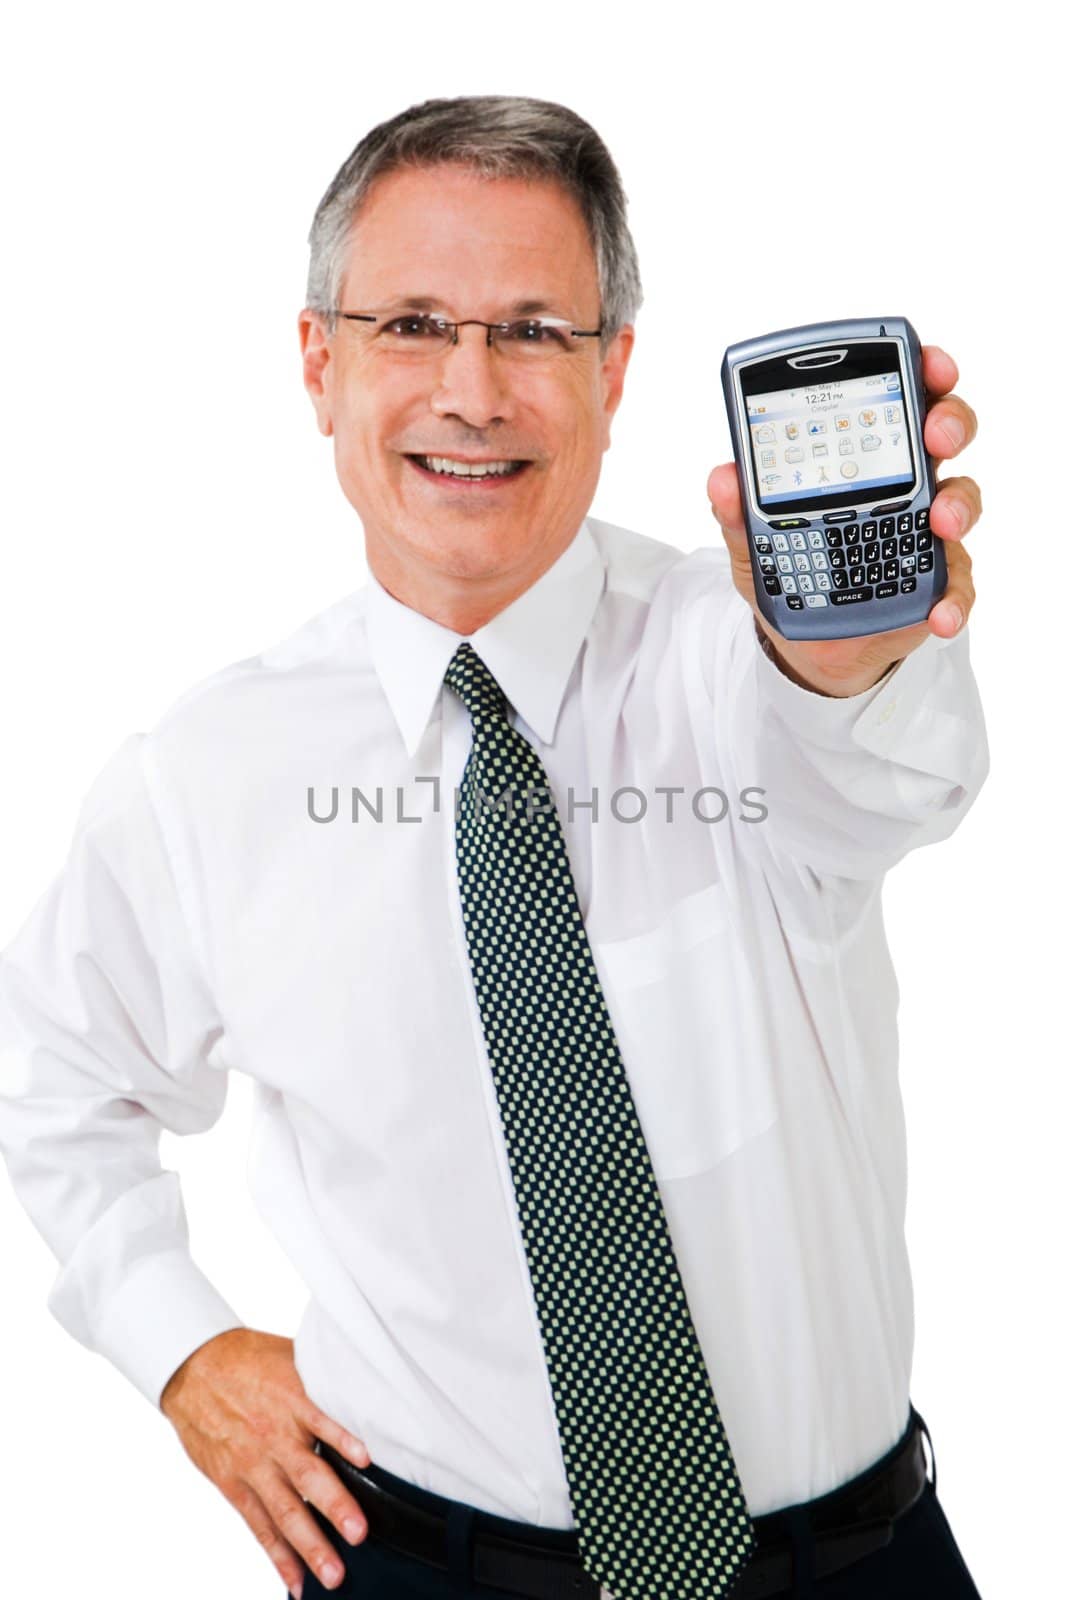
[298,1399,372,1470]
[929,473,983,540]
[927,536,976,639]
[227,1477,309,1598]
[921,344,960,399]
[925,391,978,461]
[234,1453,367,1595]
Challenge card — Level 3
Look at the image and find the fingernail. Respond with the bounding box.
[941,416,965,450]
[951,501,967,532]
[344,1518,364,1542]
[949,604,964,632]
[323,1560,344,1585]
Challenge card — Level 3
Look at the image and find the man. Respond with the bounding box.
[0,95,987,1599]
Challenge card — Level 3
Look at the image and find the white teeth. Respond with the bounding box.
[418,455,523,478]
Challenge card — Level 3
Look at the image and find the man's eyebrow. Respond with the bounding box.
[372,295,567,316]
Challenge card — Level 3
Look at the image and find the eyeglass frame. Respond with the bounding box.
[327,309,605,352]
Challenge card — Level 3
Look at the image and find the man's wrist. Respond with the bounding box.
[753,614,899,698]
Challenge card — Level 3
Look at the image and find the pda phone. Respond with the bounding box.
[720,317,946,641]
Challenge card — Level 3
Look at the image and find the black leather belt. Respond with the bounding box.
[316,1406,935,1598]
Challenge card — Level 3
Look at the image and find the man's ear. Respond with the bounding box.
[298,310,334,438]
[599,325,635,450]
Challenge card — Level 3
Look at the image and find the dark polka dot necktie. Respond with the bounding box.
[442,642,756,1600]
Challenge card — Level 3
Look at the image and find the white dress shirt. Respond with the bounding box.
[0,514,989,1523]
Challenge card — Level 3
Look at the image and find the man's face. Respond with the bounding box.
[299,164,634,618]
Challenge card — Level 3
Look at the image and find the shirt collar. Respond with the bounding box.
[365,518,604,758]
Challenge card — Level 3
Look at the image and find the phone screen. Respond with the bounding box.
[739,339,918,515]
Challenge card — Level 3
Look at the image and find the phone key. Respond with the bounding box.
[863,541,879,562]
[763,575,782,594]
[781,575,798,593]
[871,500,909,516]
[816,573,832,591]
[830,586,874,605]
[876,581,899,599]
[917,532,933,551]
[798,575,814,593]
[754,534,773,553]
[897,514,913,535]
[808,530,825,549]
[916,508,930,530]
[786,595,804,609]
[847,546,864,566]
[777,555,794,572]
[918,552,934,572]
[844,526,861,544]
[823,510,857,523]
[899,534,915,555]
[829,550,846,569]
[790,531,807,550]
[811,551,828,571]
[825,529,844,548]
[769,517,811,529]
[866,562,883,584]
[881,537,898,559]
[900,556,916,574]
[772,534,790,552]
[805,594,829,606]
[879,518,895,538]
[884,559,900,579]
[862,521,878,539]
[901,577,917,593]
[832,571,851,589]
[794,554,811,573]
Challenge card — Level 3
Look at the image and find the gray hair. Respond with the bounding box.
[305,94,643,354]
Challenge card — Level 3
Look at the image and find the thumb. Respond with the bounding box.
[707,461,749,559]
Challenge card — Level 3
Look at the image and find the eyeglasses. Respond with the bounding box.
[330,309,603,362]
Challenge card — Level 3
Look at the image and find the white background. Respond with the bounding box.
[0,3,1059,1596]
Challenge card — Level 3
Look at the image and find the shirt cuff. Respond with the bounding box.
[750,612,958,755]
[45,1172,245,1410]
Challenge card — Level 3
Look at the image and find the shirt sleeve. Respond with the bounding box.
[0,731,245,1409]
[696,588,991,883]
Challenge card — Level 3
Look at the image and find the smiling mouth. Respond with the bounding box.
[404,454,532,486]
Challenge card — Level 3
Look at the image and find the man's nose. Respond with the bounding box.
[428,326,515,429]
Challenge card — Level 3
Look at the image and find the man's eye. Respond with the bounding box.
[506,320,564,344]
[383,316,439,337]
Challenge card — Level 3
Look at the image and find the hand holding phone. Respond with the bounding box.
[721,317,947,643]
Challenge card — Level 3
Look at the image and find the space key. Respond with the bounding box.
[830,586,874,605]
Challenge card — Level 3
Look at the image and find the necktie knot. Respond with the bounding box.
[443,642,509,727]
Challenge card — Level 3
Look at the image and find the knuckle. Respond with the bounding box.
[291,1460,319,1500]
[277,1497,310,1538]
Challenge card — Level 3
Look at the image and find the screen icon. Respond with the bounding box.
[884,405,901,424]
[807,420,827,436]
[812,443,829,459]
[840,461,859,479]
[834,415,851,431]
[785,447,804,463]
[860,433,881,452]
[785,422,800,440]
[755,424,775,444]
[858,408,877,427]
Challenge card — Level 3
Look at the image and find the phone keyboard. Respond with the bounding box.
[754,507,934,611]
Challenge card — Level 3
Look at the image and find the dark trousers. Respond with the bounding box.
[295,1419,984,1599]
